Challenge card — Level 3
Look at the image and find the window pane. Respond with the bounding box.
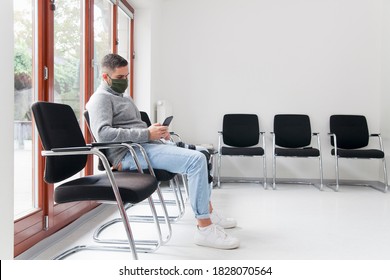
[94,0,113,91]
[54,0,83,121]
[14,0,37,218]
[53,1,84,187]
[117,7,131,96]
[117,8,130,62]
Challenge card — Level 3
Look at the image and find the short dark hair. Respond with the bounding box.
[101,53,128,74]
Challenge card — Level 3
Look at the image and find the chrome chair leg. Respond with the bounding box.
[217,154,222,187]
[263,155,267,189]
[272,155,276,190]
[382,158,388,193]
[319,156,324,191]
[335,156,340,192]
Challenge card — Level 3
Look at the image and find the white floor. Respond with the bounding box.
[20,181,390,260]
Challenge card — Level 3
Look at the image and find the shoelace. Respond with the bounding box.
[212,224,228,239]
[211,211,224,222]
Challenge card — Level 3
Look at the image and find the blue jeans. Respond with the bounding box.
[120,143,211,219]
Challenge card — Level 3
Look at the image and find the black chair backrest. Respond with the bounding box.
[83,110,97,142]
[274,114,312,148]
[140,111,152,127]
[31,102,87,183]
[222,114,260,147]
[330,115,369,149]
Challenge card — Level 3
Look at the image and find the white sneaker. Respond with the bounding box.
[194,224,240,249]
[210,211,237,229]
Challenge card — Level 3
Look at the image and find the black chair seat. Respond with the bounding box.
[331,148,384,159]
[55,172,157,204]
[275,147,320,157]
[221,146,264,156]
[128,168,176,182]
[151,169,176,181]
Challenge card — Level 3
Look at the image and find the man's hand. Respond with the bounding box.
[148,123,170,140]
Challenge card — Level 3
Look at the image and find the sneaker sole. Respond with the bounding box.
[194,240,240,250]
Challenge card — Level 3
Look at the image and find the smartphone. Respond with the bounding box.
[162,116,173,126]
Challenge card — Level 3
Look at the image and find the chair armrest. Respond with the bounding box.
[270,132,275,141]
[328,133,338,151]
[369,133,385,151]
[93,141,153,174]
[217,131,223,152]
[43,146,109,168]
[169,132,183,142]
[51,146,92,152]
[311,132,322,151]
[90,141,133,147]
[48,142,148,175]
[259,132,266,149]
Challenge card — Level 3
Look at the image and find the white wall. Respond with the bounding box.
[380,0,390,178]
[147,0,385,180]
[129,0,389,181]
[131,0,164,123]
[0,0,15,259]
[133,8,152,114]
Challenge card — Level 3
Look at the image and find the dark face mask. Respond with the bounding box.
[108,75,128,94]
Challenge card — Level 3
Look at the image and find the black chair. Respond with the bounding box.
[329,114,388,192]
[217,114,267,188]
[31,101,160,260]
[139,111,187,213]
[271,114,323,190]
[83,110,184,244]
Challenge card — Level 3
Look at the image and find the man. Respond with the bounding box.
[86,53,239,249]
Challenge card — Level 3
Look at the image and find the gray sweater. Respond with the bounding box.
[86,83,150,167]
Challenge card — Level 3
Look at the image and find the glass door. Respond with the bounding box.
[13,0,37,219]
[54,0,83,120]
[93,0,113,92]
[117,4,132,97]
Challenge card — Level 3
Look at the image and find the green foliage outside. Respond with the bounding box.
[14,0,81,121]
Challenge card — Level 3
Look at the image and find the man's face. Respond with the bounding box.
[103,65,129,85]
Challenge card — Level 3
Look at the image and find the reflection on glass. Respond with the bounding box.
[54,0,82,120]
[14,0,36,218]
[94,0,113,91]
[117,7,131,97]
[53,1,83,188]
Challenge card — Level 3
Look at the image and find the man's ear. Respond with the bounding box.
[102,72,110,84]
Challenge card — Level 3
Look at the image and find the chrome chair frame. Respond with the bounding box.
[271,131,323,191]
[84,110,185,223]
[217,131,267,189]
[50,142,166,260]
[329,133,388,193]
[84,109,191,247]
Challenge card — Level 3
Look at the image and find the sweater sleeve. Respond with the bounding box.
[86,93,149,143]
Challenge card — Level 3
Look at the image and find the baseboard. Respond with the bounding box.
[218,177,386,191]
